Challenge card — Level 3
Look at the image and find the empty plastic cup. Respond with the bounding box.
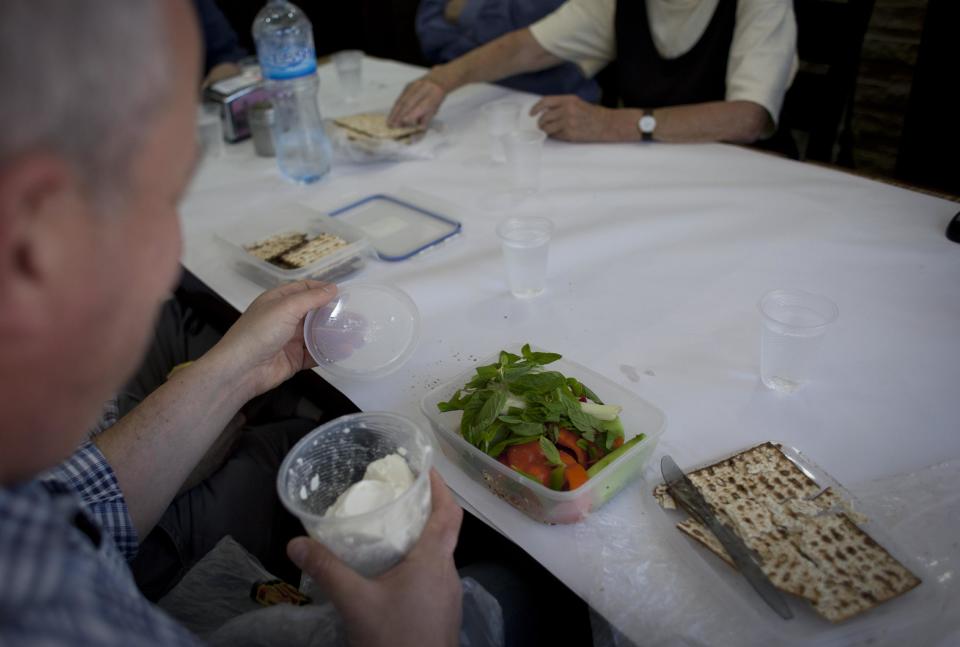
[503,130,546,194]
[333,50,363,102]
[496,216,554,298]
[277,412,433,576]
[483,100,520,163]
[759,289,839,392]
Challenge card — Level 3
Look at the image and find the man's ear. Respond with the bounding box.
[0,154,87,325]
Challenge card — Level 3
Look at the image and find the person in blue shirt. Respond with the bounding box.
[416,0,600,102]
[193,0,248,87]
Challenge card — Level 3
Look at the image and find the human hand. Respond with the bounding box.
[287,470,464,647]
[530,95,616,142]
[202,62,243,90]
[444,0,469,23]
[387,74,447,129]
[205,281,338,402]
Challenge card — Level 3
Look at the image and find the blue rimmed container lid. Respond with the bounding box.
[328,193,460,261]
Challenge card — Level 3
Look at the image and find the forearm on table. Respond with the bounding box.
[93,350,251,538]
[430,27,564,91]
[605,101,773,144]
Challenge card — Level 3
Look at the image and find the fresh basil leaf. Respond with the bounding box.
[510,422,545,437]
[481,420,504,452]
[497,415,525,424]
[502,364,535,382]
[438,389,469,412]
[581,383,603,405]
[539,436,564,467]
[520,344,562,367]
[576,439,590,450]
[465,364,498,389]
[499,351,520,367]
[563,377,605,405]
[558,388,603,434]
[510,371,566,395]
[470,389,507,440]
[460,392,487,442]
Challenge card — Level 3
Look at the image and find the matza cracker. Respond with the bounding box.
[334,113,425,141]
[655,443,921,622]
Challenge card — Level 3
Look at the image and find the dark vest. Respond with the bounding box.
[614,0,738,108]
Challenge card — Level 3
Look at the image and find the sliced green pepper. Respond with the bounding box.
[549,465,566,491]
[586,433,646,478]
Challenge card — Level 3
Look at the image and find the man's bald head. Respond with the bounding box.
[0,0,178,204]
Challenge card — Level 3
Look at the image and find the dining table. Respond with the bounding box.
[181,55,960,646]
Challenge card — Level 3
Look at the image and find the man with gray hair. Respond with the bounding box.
[0,1,463,645]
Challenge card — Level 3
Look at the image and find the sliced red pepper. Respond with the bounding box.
[556,427,588,466]
[505,441,552,487]
[564,463,590,490]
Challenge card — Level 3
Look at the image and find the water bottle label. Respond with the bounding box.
[260,44,317,80]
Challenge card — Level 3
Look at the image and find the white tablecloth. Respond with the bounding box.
[182,57,960,646]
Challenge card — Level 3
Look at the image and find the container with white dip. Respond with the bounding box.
[277,412,433,577]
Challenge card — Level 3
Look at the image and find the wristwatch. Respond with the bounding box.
[638,110,656,142]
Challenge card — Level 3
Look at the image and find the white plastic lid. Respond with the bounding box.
[303,283,420,379]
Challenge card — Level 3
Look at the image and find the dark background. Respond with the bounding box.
[221,0,426,65]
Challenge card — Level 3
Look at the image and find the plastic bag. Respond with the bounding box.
[326,120,446,164]
[158,536,504,647]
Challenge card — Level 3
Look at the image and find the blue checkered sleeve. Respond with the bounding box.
[43,440,139,560]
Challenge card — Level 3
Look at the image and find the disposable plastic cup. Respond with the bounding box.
[483,100,520,163]
[277,412,433,577]
[504,130,546,193]
[758,289,839,392]
[333,50,363,102]
[496,216,554,298]
[197,104,224,158]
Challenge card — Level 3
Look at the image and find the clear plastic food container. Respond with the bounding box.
[217,202,373,285]
[302,283,421,380]
[420,349,667,524]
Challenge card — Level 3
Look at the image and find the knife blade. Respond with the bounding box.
[660,454,794,620]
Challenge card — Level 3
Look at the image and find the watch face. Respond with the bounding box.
[640,115,656,133]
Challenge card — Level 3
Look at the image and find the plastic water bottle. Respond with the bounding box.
[252,0,331,183]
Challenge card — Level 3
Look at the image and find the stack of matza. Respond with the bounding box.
[653,443,920,622]
[245,231,348,269]
[333,113,425,145]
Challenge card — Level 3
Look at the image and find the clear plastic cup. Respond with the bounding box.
[483,100,520,163]
[496,216,554,298]
[333,50,363,102]
[759,289,839,392]
[277,412,433,577]
[504,130,546,193]
[303,283,420,379]
[197,104,224,158]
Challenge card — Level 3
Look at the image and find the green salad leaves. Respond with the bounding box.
[437,344,626,458]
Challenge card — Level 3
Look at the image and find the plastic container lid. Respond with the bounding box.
[303,283,420,379]
[328,194,461,261]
